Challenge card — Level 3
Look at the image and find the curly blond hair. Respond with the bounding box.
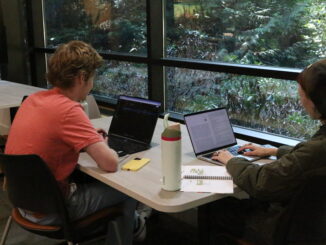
[47,40,103,89]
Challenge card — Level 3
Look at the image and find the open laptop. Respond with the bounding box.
[184,108,259,165]
[107,95,161,157]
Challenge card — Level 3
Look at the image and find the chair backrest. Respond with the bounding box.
[10,95,28,123]
[0,153,123,242]
[86,94,101,119]
[275,175,326,245]
[0,154,69,223]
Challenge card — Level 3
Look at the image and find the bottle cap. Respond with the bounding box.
[161,113,181,139]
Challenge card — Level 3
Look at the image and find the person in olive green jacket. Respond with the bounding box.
[209,59,326,245]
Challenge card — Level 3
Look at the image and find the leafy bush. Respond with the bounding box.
[43,0,325,140]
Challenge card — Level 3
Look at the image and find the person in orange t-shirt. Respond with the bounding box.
[5,41,144,245]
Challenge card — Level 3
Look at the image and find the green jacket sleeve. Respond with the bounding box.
[226,140,326,202]
[277,145,293,158]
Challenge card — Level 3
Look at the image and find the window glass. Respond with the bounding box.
[92,61,148,100]
[41,0,325,141]
[166,0,325,68]
[166,67,320,140]
[44,0,147,54]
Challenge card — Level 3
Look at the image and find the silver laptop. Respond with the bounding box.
[184,108,259,165]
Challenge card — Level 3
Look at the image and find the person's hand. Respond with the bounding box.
[238,143,277,157]
[212,149,234,165]
[96,128,108,143]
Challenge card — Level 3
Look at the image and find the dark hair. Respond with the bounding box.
[297,59,326,119]
[46,40,103,89]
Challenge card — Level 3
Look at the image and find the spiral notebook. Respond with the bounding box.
[181,165,234,193]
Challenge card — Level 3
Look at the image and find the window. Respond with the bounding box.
[43,0,147,98]
[44,0,147,54]
[166,67,319,139]
[165,0,325,140]
[93,61,148,100]
[166,1,325,67]
[32,0,326,141]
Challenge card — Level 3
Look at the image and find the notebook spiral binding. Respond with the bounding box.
[183,175,232,180]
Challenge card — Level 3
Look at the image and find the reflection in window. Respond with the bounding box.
[44,0,147,54]
[166,0,325,68]
[92,61,148,100]
[166,67,319,140]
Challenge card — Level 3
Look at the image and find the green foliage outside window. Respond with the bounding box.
[167,0,325,67]
[44,0,147,54]
[92,61,148,99]
[166,0,325,139]
[166,67,320,139]
[43,0,325,140]
[44,0,147,98]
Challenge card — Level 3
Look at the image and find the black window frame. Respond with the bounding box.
[27,0,303,147]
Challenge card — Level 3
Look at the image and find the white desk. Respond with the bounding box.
[78,117,250,213]
[0,80,44,134]
[0,80,44,109]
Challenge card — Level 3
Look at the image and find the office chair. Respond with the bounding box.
[9,95,28,124]
[202,175,326,245]
[86,94,101,119]
[274,175,326,245]
[234,176,326,245]
[236,176,326,245]
[0,154,123,245]
[0,135,6,153]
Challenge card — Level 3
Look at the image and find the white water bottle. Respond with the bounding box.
[161,113,182,191]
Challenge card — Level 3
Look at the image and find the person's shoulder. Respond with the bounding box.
[34,88,81,113]
[296,136,326,160]
[46,88,78,104]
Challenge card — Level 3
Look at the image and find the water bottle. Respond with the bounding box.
[161,113,182,191]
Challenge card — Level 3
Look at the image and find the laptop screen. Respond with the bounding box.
[184,108,237,155]
[108,95,161,144]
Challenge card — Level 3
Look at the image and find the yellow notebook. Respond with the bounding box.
[122,158,150,171]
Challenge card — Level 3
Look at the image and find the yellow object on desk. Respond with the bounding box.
[122,157,150,171]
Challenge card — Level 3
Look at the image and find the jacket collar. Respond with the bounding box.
[313,124,326,138]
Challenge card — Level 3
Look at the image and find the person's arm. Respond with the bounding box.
[225,141,321,202]
[238,144,278,157]
[61,106,119,172]
[211,144,278,164]
[85,141,119,172]
[276,145,294,159]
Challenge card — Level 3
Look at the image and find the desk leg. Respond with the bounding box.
[198,204,211,245]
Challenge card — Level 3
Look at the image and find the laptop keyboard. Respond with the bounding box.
[228,145,241,155]
[203,145,243,158]
[200,145,258,164]
[108,136,148,157]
